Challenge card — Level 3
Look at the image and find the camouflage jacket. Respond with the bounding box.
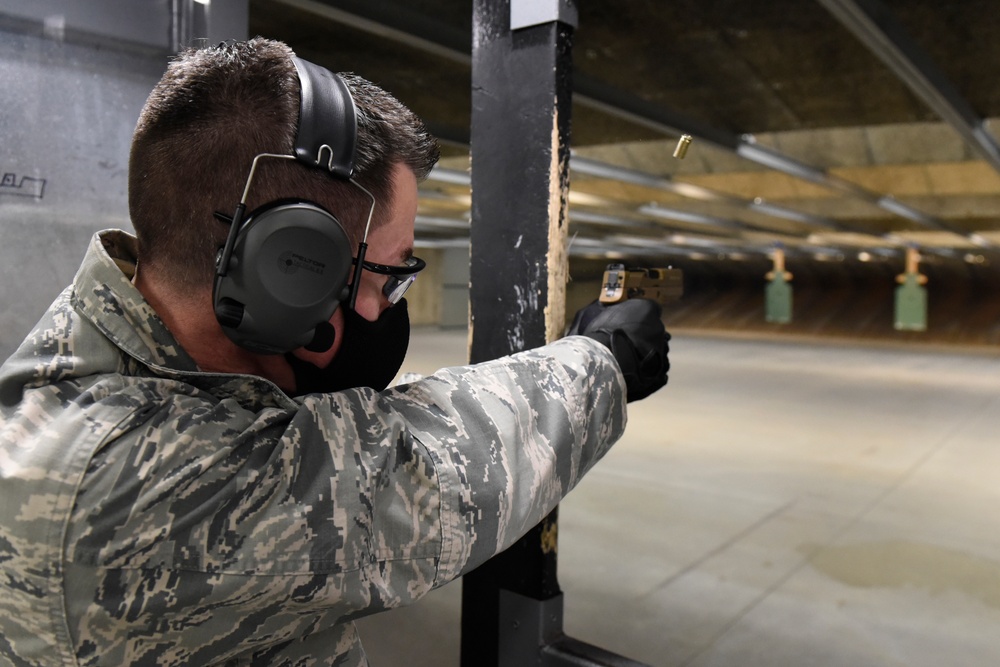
[0,230,627,666]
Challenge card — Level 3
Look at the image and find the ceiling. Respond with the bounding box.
[249,0,1000,283]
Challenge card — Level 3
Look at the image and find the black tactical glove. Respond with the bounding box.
[567,299,671,402]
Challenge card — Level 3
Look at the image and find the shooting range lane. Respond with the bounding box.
[357,328,1000,667]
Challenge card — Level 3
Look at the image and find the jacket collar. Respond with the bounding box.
[1,230,297,411]
[73,230,200,373]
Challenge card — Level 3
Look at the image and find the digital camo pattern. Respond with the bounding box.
[0,230,627,666]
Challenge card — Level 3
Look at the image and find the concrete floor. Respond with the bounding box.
[356,328,1000,666]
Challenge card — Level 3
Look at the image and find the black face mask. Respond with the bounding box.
[284,299,410,396]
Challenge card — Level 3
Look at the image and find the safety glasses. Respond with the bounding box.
[354,255,426,304]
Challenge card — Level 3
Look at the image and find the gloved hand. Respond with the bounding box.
[567,299,671,402]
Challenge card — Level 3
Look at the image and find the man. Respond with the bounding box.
[0,38,669,666]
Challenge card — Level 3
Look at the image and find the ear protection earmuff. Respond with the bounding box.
[212,57,362,355]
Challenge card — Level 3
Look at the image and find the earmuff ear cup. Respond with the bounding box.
[213,200,353,354]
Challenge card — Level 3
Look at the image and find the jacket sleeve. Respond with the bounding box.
[372,336,628,584]
[63,336,626,658]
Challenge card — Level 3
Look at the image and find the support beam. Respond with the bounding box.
[462,2,649,665]
[817,0,1000,174]
[462,0,573,663]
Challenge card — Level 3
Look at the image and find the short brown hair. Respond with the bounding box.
[129,38,439,290]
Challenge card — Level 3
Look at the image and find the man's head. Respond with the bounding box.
[128,38,439,294]
[128,38,439,392]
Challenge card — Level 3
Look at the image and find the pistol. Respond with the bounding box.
[599,263,683,306]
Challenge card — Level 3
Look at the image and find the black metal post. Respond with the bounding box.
[461,1,652,665]
[461,0,574,664]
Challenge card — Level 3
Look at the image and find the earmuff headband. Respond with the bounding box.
[291,57,358,179]
[216,59,366,281]
[212,55,378,355]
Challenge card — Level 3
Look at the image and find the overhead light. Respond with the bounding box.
[969,233,992,247]
[419,188,472,206]
[571,210,648,228]
[639,204,741,230]
[607,234,664,248]
[426,167,471,186]
[570,155,722,202]
[414,215,469,231]
[414,238,470,249]
[567,237,607,248]
[570,156,665,188]
[664,181,721,202]
[749,198,839,229]
[568,190,611,206]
